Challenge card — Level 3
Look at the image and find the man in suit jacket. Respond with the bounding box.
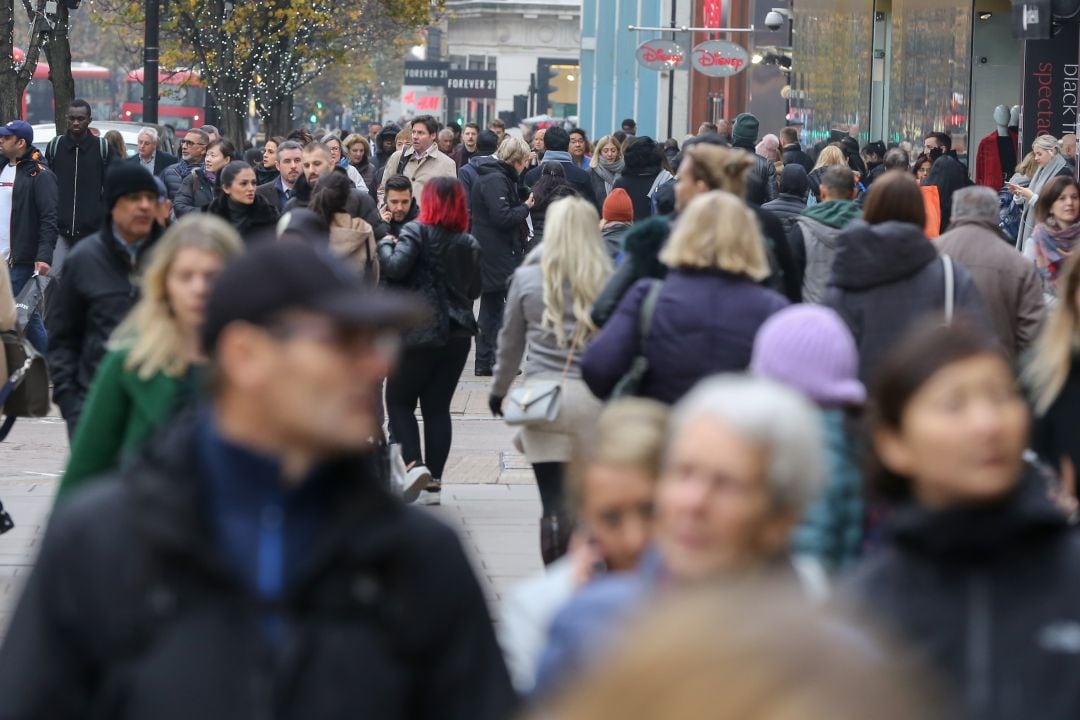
[128,127,177,177]
[256,140,304,212]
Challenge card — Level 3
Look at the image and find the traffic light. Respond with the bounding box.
[309,114,318,124]
[316,101,324,110]
[542,68,559,97]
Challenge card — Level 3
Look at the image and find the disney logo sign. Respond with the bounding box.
[635,40,685,71]
[691,40,750,77]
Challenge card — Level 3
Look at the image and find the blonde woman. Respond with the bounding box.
[59,215,244,498]
[589,135,625,206]
[1026,249,1080,489]
[343,133,376,190]
[583,191,788,405]
[489,196,612,564]
[808,144,847,202]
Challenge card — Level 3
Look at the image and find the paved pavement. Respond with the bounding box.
[0,367,543,635]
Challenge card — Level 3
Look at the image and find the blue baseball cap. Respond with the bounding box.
[0,120,33,144]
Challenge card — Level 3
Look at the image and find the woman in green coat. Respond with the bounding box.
[59,214,244,498]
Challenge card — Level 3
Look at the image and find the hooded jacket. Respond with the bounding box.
[0,409,517,719]
[849,469,1080,720]
[824,220,986,386]
[791,200,862,304]
[469,160,530,292]
[7,145,59,265]
[459,154,497,201]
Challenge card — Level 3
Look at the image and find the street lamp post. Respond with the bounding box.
[143,0,159,123]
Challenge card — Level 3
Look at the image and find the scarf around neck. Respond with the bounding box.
[1033,216,1080,290]
[592,158,625,191]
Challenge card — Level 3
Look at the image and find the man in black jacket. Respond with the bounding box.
[0,242,517,720]
[160,128,209,200]
[0,120,57,353]
[380,174,419,236]
[730,113,777,205]
[522,127,597,207]
[47,164,164,435]
[44,99,121,277]
[779,126,814,173]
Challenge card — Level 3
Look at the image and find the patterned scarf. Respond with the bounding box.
[1033,217,1080,292]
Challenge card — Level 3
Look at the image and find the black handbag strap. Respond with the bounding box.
[637,280,663,350]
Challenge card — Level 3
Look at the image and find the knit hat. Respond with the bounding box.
[778,164,809,198]
[603,188,634,223]
[732,113,760,147]
[104,163,161,214]
[750,305,865,407]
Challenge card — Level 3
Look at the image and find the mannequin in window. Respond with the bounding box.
[975,104,1019,190]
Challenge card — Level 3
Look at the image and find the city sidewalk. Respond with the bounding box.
[0,367,543,635]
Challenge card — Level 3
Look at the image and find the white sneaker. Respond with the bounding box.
[402,465,432,504]
[388,444,409,496]
[416,480,442,507]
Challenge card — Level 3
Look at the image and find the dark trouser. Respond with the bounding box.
[9,264,47,354]
[476,290,506,372]
[385,336,471,480]
[532,462,565,517]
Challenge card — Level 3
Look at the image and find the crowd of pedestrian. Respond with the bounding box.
[3,99,1080,718]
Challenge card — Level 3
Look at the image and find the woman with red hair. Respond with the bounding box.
[377,177,482,505]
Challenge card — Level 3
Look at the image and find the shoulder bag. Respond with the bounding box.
[942,254,954,326]
[610,280,664,398]
[503,325,583,427]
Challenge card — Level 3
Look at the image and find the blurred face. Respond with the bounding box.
[655,416,795,581]
[0,134,21,161]
[385,188,413,222]
[326,140,342,164]
[489,124,505,142]
[262,141,278,168]
[1065,136,1077,159]
[1052,185,1080,224]
[111,191,157,242]
[438,132,455,154]
[205,145,229,173]
[922,136,942,155]
[534,129,546,151]
[302,148,332,184]
[225,312,397,461]
[181,135,208,163]
[66,106,90,138]
[875,355,1028,509]
[348,142,366,165]
[165,247,225,333]
[915,161,931,181]
[675,157,707,213]
[1034,146,1055,166]
[412,123,434,154]
[137,134,156,160]
[600,142,619,162]
[580,463,656,572]
[277,148,302,185]
[463,126,478,149]
[224,167,257,204]
[369,124,382,139]
[569,133,587,158]
[201,127,220,143]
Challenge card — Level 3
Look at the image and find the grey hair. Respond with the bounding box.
[669,375,824,514]
[276,140,303,159]
[438,128,455,139]
[950,186,1000,224]
[137,126,159,143]
[1033,134,1060,152]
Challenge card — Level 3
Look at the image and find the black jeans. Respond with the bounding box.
[385,337,471,480]
[475,290,506,372]
[532,462,566,517]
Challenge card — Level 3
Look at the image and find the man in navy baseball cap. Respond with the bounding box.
[0,120,34,145]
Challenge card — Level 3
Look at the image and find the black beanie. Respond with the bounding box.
[105,164,160,214]
[477,130,499,153]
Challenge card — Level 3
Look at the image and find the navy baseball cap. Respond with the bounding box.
[201,240,429,354]
[0,120,33,144]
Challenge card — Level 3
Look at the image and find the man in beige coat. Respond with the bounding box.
[934,186,1045,363]
[378,115,457,207]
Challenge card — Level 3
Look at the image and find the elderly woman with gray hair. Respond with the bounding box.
[934,186,1046,363]
[1011,133,1074,255]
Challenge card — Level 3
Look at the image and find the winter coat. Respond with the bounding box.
[459,155,497,201]
[47,220,164,427]
[733,144,778,205]
[582,268,789,405]
[601,222,630,258]
[523,154,598,209]
[761,192,808,236]
[60,347,197,497]
[611,171,672,223]
[7,146,59,265]
[925,155,973,234]
[173,167,217,217]
[755,204,802,303]
[46,132,120,241]
[207,193,281,240]
[255,177,293,213]
[790,200,862,304]
[470,160,530,293]
[377,220,482,348]
[378,146,457,205]
[1032,355,1080,484]
[325,213,377,282]
[0,410,517,719]
[285,177,389,240]
[160,159,194,201]
[790,409,863,573]
[782,143,815,174]
[589,164,622,207]
[254,165,279,186]
[825,220,987,386]
[351,159,377,190]
[933,220,1045,362]
[529,175,578,245]
[387,200,420,238]
[591,216,671,328]
[848,469,1080,720]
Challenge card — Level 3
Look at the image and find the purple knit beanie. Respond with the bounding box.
[750,305,865,407]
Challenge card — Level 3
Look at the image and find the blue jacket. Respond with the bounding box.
[582,268,789,404]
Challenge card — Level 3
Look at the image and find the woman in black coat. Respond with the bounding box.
[469,137,534,375]
[849,320,1080,720]
[612,136,672,222]
[207,161,281,241]
[378,177,482,505]
[529,162,578,246]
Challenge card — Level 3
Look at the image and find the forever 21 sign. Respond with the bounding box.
[446,70,498,99]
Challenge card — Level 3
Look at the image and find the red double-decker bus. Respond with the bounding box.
[13,48,113,123]
[122,68,206,134]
